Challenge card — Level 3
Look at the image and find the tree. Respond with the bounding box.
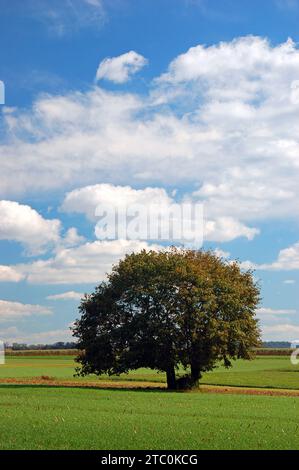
[73,248,261,390]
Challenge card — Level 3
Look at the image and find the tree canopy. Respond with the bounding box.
[73,248,261,389]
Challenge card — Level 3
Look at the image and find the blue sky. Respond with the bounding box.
[0,0,299,344]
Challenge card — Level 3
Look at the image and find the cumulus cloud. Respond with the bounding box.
[60,227,85,248]
[46,291,83,301]
[255,302,299,340]
[265,242,299,270]
[213,248,230,259]
[204,217,259,242]
[158,36,299,90]
[0,326,72,344]
[0,300,52,321]
[248,241,299,271]
[0,200,85,255]
[0,36,298,241]
[95,51,148,83]
[0,200,61,255]
[61,184,172,221]
[15,239,158,284]
[61,183,257,243]
[262,323,299,341]
[257,307,296,316]
[0,265,24,282]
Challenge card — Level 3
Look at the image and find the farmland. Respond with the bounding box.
[0,354,298,390]
[0,354,298,450]
[1,386,299,450]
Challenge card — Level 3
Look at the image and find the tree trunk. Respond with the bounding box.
[166,366,177,390]
[191,364,201,388]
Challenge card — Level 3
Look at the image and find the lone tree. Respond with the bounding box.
[73,248,260,390]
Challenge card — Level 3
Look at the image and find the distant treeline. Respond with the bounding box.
[8,341,292,350]
[261,341,291,348]
[3,341,294,357]
[8,342,77,351]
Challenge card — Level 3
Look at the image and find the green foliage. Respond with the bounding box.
[73,248,261,389]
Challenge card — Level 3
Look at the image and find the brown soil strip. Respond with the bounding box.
[200,384,299,397]
[0,378,166,390]
[0,378,299,396]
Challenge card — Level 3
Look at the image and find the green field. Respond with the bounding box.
[0,354,298,390]
[0,386,298,450]
[0,355,298,450]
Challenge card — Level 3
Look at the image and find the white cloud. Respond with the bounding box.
[0,326,72,344]
[18,328,73,344]
[46,291,83,301]
[262,323,299,341]
[157,36,299,224]
[213,248,230,259]
[0,265,24,282]
[158,36,299,90]
[257,307,296,316]
[0,200,84,256]
[256,307,298,332]
[284,279,296,284]
[0,300,52,321]
[267,242,299,270]
[61,183,172,221]
[15,239,157,284]
[0,37,299,240]
[62,183,257,243]
[60,227,85,248]
[0,200,61,255]
[204,216,259,242]
[252,241,299,271]
[95,51,148,83]
[240,260,257,270]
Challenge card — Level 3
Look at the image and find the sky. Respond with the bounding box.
[0,0,299,344]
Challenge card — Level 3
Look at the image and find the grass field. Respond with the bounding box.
[0,386,299,450]
[0,354,298,390]
[0,355,298,450]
